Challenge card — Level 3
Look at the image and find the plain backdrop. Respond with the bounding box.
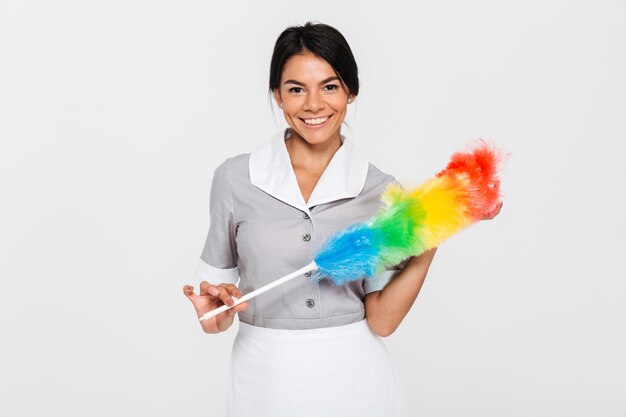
[1,1,625,416]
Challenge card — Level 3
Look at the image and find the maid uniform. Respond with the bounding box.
[195,128,411,417]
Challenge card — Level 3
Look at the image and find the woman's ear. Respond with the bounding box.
[273,88,283,108]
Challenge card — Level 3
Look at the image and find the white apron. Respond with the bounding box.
[226,319,410,417]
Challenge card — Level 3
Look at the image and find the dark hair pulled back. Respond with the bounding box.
[269,22,359,97]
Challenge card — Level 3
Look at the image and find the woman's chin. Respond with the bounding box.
[290,124,342,146]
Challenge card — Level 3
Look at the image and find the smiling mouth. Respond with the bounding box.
[299,115,332,126]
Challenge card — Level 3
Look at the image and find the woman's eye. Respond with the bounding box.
[288,87,303,94]
[324,84,339,91]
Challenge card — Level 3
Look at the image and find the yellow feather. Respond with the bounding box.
[409,176,473,247]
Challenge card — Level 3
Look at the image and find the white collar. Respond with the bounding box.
[249,128,369,214]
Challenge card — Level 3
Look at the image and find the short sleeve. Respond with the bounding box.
[194,162,239,285]
[362,259,410,294]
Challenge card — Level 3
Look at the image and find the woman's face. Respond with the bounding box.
[273,52,354,147]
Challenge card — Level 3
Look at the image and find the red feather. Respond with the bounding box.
[436,139,507,220]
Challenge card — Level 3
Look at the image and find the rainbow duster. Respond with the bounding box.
[199,139,506,322]
[312,139,505,285]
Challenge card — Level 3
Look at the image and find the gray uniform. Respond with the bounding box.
[195,128,406,330]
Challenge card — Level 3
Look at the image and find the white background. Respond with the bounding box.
[1,1,625,416]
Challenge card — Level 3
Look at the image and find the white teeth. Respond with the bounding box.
[303,116,329,125]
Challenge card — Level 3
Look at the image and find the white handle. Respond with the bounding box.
[199,260,318,322]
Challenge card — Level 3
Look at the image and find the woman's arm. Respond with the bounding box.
[364,201,503,337]
[364,248,437,337]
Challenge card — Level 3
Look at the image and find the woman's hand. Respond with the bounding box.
[481,180,503,220]
[481,201,503,220]
[183,282,249,334]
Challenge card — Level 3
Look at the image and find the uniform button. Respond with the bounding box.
[304,271,312,277]
[302,233,311,242]
[303,213,310,220]
[305,299,315,308]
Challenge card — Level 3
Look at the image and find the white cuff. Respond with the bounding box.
[195,258,239,284]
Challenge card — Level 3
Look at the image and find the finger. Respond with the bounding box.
[221,302,247,320]
[218,304,237,323]
[233,301,249,312]
[183,285,197,300]
[225,284,243,298]
[199,281,220,297]
[217,285,234,307]
[484,202,503,219]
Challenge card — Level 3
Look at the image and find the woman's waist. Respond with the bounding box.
[236,314,372,342]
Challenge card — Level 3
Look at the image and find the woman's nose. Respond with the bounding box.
[303,91,324,112]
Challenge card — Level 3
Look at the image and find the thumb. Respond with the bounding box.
[233,301,249,312]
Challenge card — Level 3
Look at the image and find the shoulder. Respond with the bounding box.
[214,152,250,177]
[209,153,251,197]
[209,153,257,204]
[210,153,251,193]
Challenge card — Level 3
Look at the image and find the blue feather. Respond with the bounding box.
[313,222,386,285]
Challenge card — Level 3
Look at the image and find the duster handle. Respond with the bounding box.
[199,260,318,322]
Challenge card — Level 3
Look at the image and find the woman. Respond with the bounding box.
[183,22,501,416]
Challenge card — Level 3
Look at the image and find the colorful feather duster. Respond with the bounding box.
[313,139,505,285]
[200,139,506,321]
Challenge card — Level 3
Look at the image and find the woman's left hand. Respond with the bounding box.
[481,201,503,220]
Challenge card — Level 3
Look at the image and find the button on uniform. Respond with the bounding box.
[302,233,311,242]
[303,213,310,220]
[305,299,315,308]
[304,271,311,277]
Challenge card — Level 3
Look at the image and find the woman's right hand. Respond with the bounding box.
[183,281,249,333]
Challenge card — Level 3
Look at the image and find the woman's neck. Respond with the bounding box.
[285,129,343,175]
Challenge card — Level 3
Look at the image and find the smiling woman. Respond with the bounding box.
[183,21,445,417]
[275,54,356,202]
[274,56,352,149]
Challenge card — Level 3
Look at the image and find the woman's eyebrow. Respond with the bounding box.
[283,76,340,86]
